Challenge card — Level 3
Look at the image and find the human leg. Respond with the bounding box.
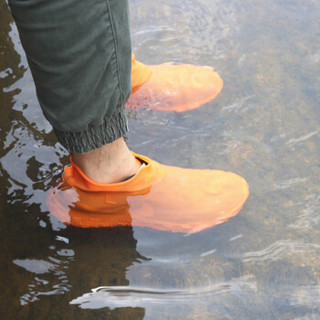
[8,0,142,182]
[9,0,249,233]
[8,0,132,153]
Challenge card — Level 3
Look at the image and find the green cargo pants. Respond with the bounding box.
[8,0,132,153]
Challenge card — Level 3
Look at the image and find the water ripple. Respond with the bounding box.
[289,193,320,231]
[242,240,320,264]
[70,275,256,310]
[272,177,307,190]
[290,285,320,308]
[285,131,318,149]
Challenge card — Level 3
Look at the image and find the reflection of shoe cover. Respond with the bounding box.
[47,153,249,233]
[127,54,224,112]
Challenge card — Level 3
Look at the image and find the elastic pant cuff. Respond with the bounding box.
[54,111,128,154]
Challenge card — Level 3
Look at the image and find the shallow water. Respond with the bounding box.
[1,0,320,319]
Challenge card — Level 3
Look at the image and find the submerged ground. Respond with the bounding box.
[1,0,320,319]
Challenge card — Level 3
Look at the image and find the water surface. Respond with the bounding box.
[1,0,320,319]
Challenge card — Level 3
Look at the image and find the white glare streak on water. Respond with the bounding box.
[70,275,257,309]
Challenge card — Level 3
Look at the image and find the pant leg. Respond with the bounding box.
[8,0,132,153]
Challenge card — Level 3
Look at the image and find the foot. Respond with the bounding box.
[126,55,223,112]
[47,153,249,233]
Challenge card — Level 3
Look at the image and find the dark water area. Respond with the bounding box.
[1,0,320,319]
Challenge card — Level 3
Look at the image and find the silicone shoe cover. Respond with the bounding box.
[47,153,249,233]
[126,55,223,112]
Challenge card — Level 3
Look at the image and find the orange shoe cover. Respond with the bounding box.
[131,54,153,90]
[127,55,223,112]
[47,153,249,233]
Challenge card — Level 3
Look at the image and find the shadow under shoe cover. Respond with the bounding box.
[127,55,223,112]
[47,153,249,233]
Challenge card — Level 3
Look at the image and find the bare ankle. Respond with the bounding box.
[71,137,141,184]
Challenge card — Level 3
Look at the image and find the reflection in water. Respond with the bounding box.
[11,227,147,319]
[1,0,320,319]
[13,253,73,305]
